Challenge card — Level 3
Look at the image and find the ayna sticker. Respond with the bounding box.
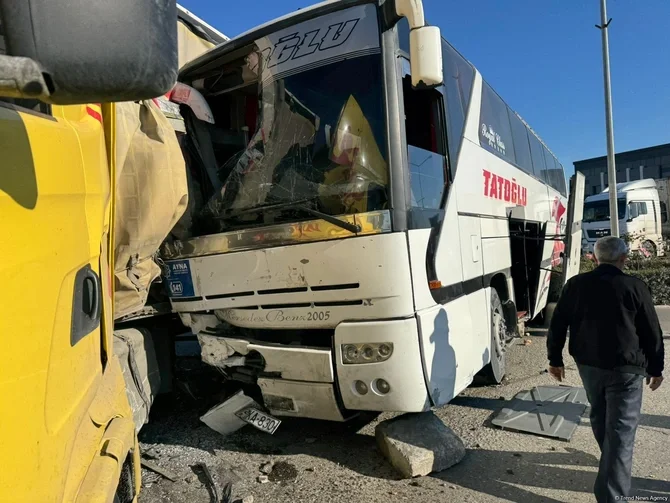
[165,260,195,298]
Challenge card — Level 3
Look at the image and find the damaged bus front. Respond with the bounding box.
[160,0,581,422]
[161,0,442,421]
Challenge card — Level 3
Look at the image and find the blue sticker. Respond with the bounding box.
[164,260,195,298]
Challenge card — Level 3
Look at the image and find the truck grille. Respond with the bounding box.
[586,229,611,239]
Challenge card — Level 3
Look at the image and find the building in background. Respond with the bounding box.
[574,143,670,196]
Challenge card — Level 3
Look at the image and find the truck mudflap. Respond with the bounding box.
[561,172,586,285]
[75,417,136,503]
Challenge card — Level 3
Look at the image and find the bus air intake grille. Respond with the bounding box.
[314,300,364,307]
[260,302,312,310]
[208,291,255,300]
[310,283,360,292]
[258,287,309,295]
[171,296,203,302]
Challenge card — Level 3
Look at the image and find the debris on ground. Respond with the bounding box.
[267,461,298,483]
[194,462,232,503]
[142,448,159,460]
[491,386,588,440]
[522,339,532,346]
[140,459,178,482]
[259,461,273,475]
[376,411,466,478]
[257,475,269,484]
[200,390,260,436]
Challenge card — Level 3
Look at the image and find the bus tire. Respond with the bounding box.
[482,288,507,384]
[642,240,657,258]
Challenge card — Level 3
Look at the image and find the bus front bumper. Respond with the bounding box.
[197,317,430,420]
[334,318,430,413]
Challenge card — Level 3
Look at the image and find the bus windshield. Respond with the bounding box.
[206,53,388,228]
[583,199,626,223]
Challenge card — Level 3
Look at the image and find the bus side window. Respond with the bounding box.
[402,72,448,217]
[441,40,474,172]
[661,202,668,224]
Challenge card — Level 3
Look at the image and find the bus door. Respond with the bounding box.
[561,173,585,285]
[531,222,555,318]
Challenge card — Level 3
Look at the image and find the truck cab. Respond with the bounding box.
[582,179,664,256]
[0,2,178,501]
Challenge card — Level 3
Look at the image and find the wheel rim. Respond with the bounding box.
[641,241,656,258]
[492,309,506,362]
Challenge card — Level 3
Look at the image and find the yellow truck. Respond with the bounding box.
[0,1,182,501]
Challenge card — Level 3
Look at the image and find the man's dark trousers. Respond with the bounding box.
[577,364,644,503]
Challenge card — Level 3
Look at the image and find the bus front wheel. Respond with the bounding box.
[482,289,507,384]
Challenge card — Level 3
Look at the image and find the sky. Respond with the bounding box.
[179,0,670,175]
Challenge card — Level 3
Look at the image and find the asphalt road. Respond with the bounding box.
[137,311,670,503]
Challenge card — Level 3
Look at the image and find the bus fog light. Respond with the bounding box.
[374,379,391,395]
[378,344,392,358]
[354,380,368,395]
[340,343,394,364]
[343,344,359,363]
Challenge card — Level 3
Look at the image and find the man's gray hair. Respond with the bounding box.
[594,236,629,264]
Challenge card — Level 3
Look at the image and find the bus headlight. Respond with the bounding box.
[341,343,393,364]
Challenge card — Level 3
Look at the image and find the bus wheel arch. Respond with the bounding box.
[489,273,517,331]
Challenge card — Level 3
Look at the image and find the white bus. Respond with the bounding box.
[160,0,584,421]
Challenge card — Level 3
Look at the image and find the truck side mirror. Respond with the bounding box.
[0,0,178,104]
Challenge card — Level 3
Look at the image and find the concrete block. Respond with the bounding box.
[375,412,465,478]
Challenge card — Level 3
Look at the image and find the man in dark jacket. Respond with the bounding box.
[547,236,664,503]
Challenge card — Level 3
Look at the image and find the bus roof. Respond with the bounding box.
[179,0,369,80]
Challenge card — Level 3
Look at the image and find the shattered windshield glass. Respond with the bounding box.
[203,53,388,229]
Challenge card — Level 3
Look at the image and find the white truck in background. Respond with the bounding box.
[582,179,665,256]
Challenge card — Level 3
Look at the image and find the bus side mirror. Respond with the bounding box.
[0,0,178,104]
[394,0,444,89]
[409,26,443,89]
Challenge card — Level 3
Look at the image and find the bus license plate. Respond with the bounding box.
[235,407,281,434]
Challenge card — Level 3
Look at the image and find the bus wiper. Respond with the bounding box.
[293,204,362,234]
[217,199,362,234]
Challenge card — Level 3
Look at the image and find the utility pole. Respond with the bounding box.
[596,0,619,236]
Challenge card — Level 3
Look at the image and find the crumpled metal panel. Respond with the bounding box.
[492,386,589,440]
